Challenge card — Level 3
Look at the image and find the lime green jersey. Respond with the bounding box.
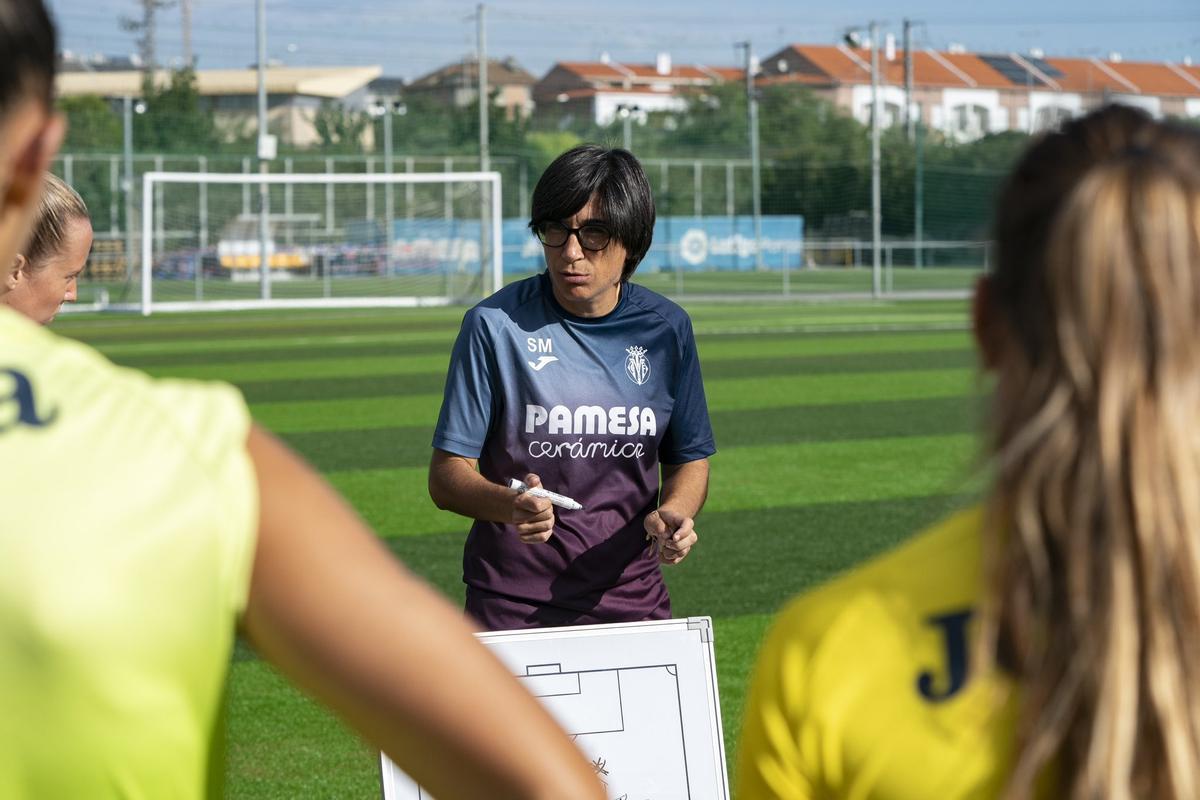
[738,508,1022,799]
[0,308,258,798]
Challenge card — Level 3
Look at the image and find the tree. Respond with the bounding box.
[135,68,221,153]
[58,95,122,152]
[313,101,370,154]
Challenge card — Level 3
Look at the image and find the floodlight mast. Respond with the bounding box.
[737,41,764,272]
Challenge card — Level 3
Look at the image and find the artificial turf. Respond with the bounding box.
[54,296,983,798]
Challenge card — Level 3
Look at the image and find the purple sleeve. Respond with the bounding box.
[432,308,498,458]
[659,316,716,465]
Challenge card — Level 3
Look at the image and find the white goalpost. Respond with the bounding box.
[135,170,503,315]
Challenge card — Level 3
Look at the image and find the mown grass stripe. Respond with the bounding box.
[56,315,463,345]
[102,328,971,371]
[247,368,977,434]
[106,338,457,369]
[277,395,980,473]
[371,493,973,616]
[705,369,976,411]
[208,348,976,404]
[126,344,975,385]
[89,329,457,358]
[322,433,979,539]
[250,394,443,434]
[142,354,452,382]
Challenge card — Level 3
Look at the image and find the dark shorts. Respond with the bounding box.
[465,584,671,631]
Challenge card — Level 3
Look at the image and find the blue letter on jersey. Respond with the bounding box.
[0,369,58,431]
[916,609,974,702]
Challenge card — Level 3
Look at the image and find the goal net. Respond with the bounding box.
[134,170,502,314]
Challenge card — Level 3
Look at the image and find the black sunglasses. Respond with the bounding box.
[534,221,613,251]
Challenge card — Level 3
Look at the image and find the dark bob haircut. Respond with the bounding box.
[529,144,655,281]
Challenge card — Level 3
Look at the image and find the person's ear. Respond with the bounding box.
[1,111,64,211]
[972,274,1004,371]
[4,255,24,291]
[0,107,64,274]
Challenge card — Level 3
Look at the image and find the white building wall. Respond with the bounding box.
[849,84,916,128]
[1187,98,1200,119]
[1028,90,1083,133]
[939,88,1003,142]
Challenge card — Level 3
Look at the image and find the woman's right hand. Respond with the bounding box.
[512,472,555,544]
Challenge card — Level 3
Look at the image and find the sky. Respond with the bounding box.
[47,0,1200,82]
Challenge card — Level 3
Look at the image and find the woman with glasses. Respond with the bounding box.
[738,105,1200,799]
[429,144,715,630]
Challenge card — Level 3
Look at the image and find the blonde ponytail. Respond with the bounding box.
[984,106,1200,799]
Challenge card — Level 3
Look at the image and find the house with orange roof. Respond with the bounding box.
[759,43,1200,142]
[533,54,743,126]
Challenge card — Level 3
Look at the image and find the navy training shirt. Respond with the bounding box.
[432,272,716,624]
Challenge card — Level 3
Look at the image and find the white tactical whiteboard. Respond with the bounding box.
[380,617,729,800]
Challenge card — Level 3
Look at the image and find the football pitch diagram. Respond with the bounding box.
[380,619,728,800]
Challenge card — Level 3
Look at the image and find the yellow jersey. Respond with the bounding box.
[737,508,1022,800]
[0,308,258,798]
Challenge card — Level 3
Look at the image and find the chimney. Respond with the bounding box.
[600,51,611,64]
[1108,51,1122,62]
[656,52,671,75]
[885,33,896,61]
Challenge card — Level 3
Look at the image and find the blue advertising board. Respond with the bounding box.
[352,215,805,274]
[504,215,804,273]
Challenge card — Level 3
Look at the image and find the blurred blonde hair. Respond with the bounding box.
[982,105,1200,799]
[21,172,88,269]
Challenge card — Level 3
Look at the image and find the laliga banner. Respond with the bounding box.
[504,215,804,272]
[369,216,804,272]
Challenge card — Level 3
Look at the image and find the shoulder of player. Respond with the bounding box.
[1,308,123,388]
[623,282,696,341]
[3,313,249,466]
[463,274,544,330]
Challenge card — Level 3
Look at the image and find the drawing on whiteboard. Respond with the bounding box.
[379,618,728,800]
[513,662,690,799]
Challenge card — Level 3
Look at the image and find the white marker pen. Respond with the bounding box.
[509,478,584,511]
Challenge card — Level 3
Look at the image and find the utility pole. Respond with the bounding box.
[915,117,924,268]
[903,18,915,141]
[122,96,136,283]
[738,41,764,271]
[477,4,489,172]
[903,18,923,269]
[255,0,273,300]
[120,0,172,83]
[616,103,641,151]
[181,0,192,66]
[384,108,394,275]
[476,4,491,292]
[870,21,882,297]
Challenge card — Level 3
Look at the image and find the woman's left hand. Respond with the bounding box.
[644,508,698,565]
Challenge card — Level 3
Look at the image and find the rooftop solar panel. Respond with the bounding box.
[1024,56,1064,78]
[979,54,1049,87]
